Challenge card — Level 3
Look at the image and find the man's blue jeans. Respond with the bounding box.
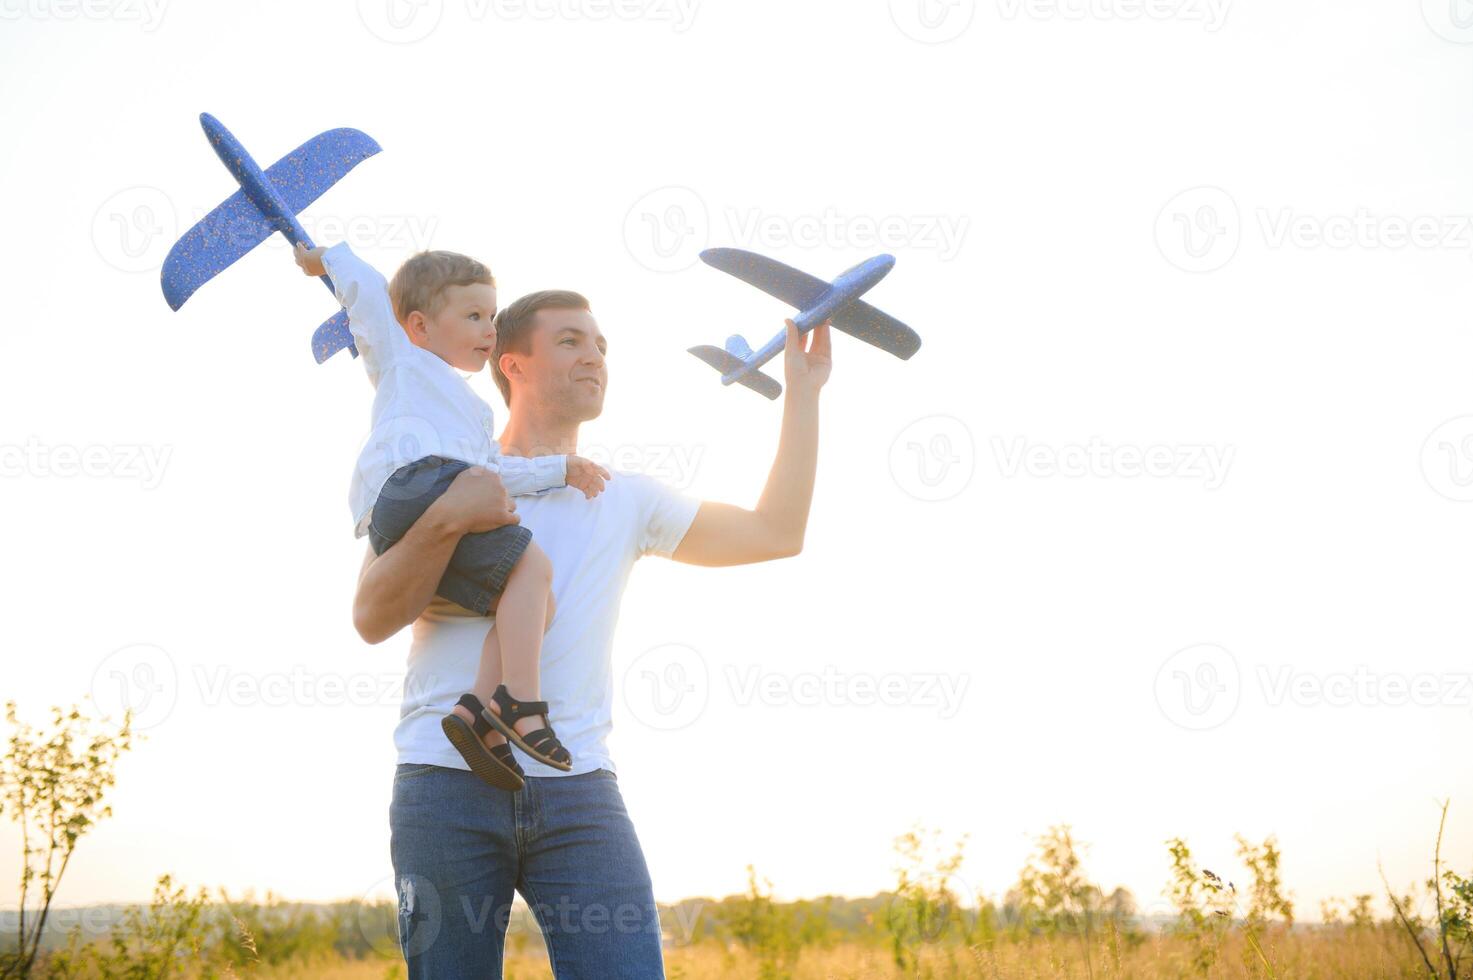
[389,763,665,979]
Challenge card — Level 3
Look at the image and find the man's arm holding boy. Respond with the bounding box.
[352,466,518,643]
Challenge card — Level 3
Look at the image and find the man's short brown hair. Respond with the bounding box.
[388,250,495,326]
[490,290,591,407]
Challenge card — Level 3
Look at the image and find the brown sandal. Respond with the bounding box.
[441,693,524,790]
[481,685,572,771]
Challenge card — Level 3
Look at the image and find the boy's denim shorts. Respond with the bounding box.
[367,455,533,616]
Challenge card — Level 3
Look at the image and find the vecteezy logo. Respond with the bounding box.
[1421,416,1473,501]
[889,0,975,43]
[1155,186,1240,273]
[91,186,177,274]
[1153,643,1240,731]
[356,874,441,959]
[886,870,976,943]
[621,643,708,730]
[89,643,179,732]
[1422,0,1473,42]
[623,186,708,273]
[889,415,975,502]
[357,0,444,43]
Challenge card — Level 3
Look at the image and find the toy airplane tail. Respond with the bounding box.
[686,334,782,400]
[311,310,355,363]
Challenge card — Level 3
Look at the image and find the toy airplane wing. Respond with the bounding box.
[830,298,921,359]
[699,247,921,359]
[700,247,832,309]
[160,127,380,311]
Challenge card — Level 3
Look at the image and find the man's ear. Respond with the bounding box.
[498,350,524,386]
[403,310,429,344]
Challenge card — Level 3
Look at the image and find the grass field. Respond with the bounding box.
[5,706,1467,978]
[235,928,1458,980]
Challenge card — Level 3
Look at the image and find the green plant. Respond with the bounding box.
[722,866,797,980]
[1385,801,1472,980]
[212,888,345,967]
[884,826,971,973]
[1164,838,1232,976]
[0,700,134,979]
[1009,825,1138,977]
[1235,834,1294,929]
[45,874,212,979]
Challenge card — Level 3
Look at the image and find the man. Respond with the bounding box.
[354,287,831,978]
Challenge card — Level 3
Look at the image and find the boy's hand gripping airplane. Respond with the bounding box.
[159,113,380,363]
[689,248,922,399]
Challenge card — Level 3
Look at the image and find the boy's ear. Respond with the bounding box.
[403,310,429,344]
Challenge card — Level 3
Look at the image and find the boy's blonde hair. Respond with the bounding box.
[388,250,495,325]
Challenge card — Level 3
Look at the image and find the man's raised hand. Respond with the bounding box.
[783,318,833,397]
[566,455,611,499]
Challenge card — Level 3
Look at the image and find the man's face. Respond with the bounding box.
[515,307,608,420]
[420,282,499,373]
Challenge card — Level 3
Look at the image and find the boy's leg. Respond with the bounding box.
[369,456,527,620]
[388,764,521,978]
[516,770,665,980]
[448,545,557,744]
[440,522,534,615]
[485,543,556,741]
[447,624,507,752]
[375,462,564,765]
[368,456,466,549]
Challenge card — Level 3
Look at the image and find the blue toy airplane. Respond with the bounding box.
[689,248,921,399]
[160,113,381,363]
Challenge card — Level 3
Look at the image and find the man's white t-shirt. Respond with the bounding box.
[393,466,701,777]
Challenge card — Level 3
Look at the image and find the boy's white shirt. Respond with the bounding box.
[323,242,567,536]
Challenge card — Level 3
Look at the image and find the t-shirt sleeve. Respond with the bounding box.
[635,472,702,559]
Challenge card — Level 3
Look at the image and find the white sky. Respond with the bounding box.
[1,0,1471,925]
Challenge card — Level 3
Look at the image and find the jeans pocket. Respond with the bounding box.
[394,763,442,780]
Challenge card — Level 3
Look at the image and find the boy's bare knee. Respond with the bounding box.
[520,541,552,583]
[512,542,556,627]
[527,543,556,627]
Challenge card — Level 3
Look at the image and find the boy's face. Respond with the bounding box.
[417,282,499,373]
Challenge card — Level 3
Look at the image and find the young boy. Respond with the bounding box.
[295,240,609,791]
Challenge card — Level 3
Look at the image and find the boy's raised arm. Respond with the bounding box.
[295,242,412,380]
